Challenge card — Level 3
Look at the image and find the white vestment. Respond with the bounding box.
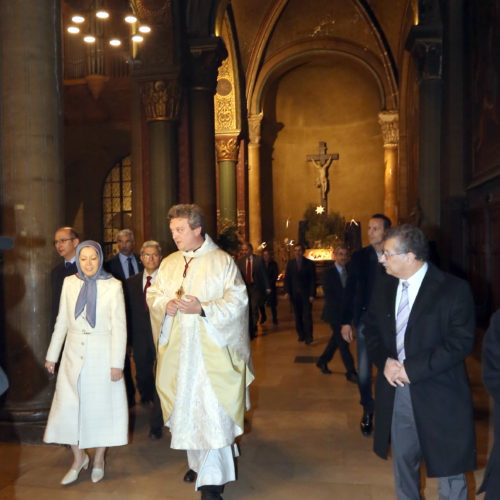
[147,235,253,456]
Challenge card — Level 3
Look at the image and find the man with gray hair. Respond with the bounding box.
[364,224,476,499]
[124,240,163,439]
[147,204,253,500]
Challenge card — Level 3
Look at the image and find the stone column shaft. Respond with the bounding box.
[0,0,63,439]
[215,135,240,225]
[248,113,263,247]
[378,110,399,225]
[140,79,180,255]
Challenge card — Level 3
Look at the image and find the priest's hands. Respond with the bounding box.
[384,357,410,387]
[111,368,123,381]
[166,296,202,315]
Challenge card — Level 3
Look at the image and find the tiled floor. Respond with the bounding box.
[0,296,492,499]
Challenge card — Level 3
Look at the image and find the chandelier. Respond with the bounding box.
[65,1,151,50]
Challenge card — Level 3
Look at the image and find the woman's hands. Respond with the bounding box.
[111,367,123,381]
[45,361,56,374]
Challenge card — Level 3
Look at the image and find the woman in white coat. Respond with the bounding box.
[44,240,128,485]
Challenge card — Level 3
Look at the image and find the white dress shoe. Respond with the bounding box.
[91,463,105,483]
[60,453,89,485]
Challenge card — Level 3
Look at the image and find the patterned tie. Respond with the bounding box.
[144,275,152,311]
[127,256,135,278]
[396,281,409,362]
[246,258,252,284]
[340,267,347,287]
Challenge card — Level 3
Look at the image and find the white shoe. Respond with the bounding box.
[91,463,105,483]
[60,453,89,485]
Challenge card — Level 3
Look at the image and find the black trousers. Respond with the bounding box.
[291,295,313,342]
[318,323,356,373]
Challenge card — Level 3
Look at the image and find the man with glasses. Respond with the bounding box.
[341,213,391,436]
[51,227,80,328]
[365,224,475,500]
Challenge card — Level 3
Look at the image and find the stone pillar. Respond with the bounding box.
[378,111,399,225]
[131,0,180,254]
[140,79,181,255]
[0,0,63,440]
[407,22,443,239]
[188,38,227,236]
[248,113,263,247]
[215,135,240,225]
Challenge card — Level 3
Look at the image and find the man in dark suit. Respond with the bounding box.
[124,240,164,440]
[51,226,80,329]
[105,228,143,407]
[236,242,270,339]
[341,213,391,436]
[284,243,316,344]
[364,224,476,500]
[259,248,279,325]
[316,244,357,382]
[478,309,500,499]
[104,228,143,282]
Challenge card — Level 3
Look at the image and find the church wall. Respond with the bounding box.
[260,59,384,255]
[63,82,131,244]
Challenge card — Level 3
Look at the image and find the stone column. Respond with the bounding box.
[0,0,63,440]
[131,0,180,254]
[248,113,263,247]
[407,23,443,239]
[215,135,240,225]
[188,38,227,236]
[378,111,399,225]
[140,79,181,254]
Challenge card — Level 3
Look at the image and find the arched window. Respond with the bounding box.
[102,156,132,260]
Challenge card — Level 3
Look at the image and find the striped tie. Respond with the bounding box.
[396,281,409,362]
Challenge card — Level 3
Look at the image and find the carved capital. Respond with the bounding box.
[378,110,399,147]
[406,23,443,81]
[248,113,263,145]
[189,37,227,93]
[140,79,181,121]
[215,135,240,162]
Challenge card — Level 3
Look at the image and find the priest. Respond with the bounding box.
[147,204,253,500]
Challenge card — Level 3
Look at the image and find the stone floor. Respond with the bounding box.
[0,296,492,499]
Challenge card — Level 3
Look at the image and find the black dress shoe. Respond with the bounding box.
[149,428,162,440]
[345,371,359,383]
[200,485,223,500]
[360,411,373,436]
[305,338,313,345]
[183,469,197,483]
[298,337,305,342]
[316,361,332,374]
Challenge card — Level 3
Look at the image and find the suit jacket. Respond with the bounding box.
[342,245,382,326]
[364,263,476,477]
[50,261,78,329]
[236,254,269,294]
[264,260,279,292]
[284,257,316,299]
[321,264,348,327]
[123,272,155,358]
[478,309,500,495]
[104,253,143,283]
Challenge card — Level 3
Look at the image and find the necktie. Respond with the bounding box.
[144,275,152,311]
[340,267,347,287]
[65,261,72,270]
[396,281,409,362]
[246,258,252,284]
[127,257,135,277]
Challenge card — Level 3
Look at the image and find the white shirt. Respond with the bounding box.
[142,269,158,290]
[394,261,428,317]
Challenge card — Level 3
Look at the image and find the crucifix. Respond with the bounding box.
[306,141,339,212]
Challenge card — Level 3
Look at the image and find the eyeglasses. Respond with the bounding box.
[54,238,75,245]
[382,250,406,258]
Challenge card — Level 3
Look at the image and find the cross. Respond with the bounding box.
[306,141,339,212]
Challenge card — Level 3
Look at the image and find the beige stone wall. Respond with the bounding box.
[261,59,384,249]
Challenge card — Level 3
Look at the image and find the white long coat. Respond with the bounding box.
[44,275,128,448]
